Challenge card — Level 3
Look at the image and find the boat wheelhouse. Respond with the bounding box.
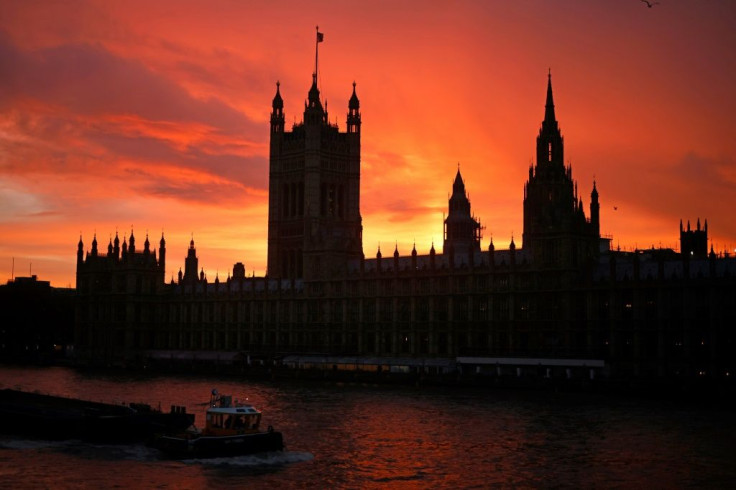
[149,389,284,458]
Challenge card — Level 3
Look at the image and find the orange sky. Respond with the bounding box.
[1,0,735,287]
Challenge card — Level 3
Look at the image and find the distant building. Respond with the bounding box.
[74,65,736,381]
[0,275,74,361]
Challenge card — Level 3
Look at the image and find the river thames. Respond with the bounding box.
[1,366,734,489]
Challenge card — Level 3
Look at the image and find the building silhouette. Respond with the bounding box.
[267,76,363,281]
[1,275,74,362]
[74,64,736,381]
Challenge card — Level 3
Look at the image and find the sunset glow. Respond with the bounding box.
[1,1,734,287]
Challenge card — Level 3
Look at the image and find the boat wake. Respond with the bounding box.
[0,436,311,468]
[0,436,161,461]
[181,450,314,467]
[0,437,76,450]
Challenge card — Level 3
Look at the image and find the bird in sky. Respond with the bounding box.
[640,0,659,7]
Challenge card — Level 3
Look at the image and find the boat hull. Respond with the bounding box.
[0,389,194,443]
[150,430,284,458]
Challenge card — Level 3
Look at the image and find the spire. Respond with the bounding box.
[271,81,285,133]
[347,81,361,133]
[308,73,322,108]
[77,234,84,264]
[536,70,564,168]
[113,231,120,258]
[349,81,359,110]
[272,81,283,110]
[545,69,556,124]
[453,167,465,194]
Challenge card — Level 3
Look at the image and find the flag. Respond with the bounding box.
[317,31,324,43]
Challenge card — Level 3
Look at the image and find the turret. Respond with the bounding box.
[488,237,495,270]
[444,168,481,256]
[159,233,166,275]
[113,232,120,259]
[590,180,600,235]
[347,82,361,134]
[271,81,285,133]
[77,235,84,266]
[184,237,199,283]
[304,73,326,125]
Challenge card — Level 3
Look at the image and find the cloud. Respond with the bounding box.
[0,36,260,131]
[599,151,736,245]
[0,34,269,208]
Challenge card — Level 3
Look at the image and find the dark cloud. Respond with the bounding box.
[88,130,268,189]
[0,35,263,135]
[129,170,253,206]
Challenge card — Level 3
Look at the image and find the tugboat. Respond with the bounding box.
[149,389,284,458]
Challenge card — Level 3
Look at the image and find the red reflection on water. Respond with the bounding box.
[2,367,736,488]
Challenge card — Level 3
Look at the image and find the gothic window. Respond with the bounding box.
[338,185,345,218]
[380,298,393,322]
[328,185,336,216]
[420,334,429,354]
[401,333,411,353]
[297,182,304,216]
[417,298,429,322]
[437,332,448,355]
[383,332,392,354]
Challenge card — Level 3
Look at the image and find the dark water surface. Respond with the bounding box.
[1,366,734,489]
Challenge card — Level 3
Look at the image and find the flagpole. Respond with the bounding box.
[315,25,319,82]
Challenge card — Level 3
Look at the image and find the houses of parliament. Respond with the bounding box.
[74,63,736,381]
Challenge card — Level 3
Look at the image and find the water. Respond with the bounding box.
[1,366,734,489]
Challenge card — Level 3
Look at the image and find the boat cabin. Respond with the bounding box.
[203,393,262,436]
